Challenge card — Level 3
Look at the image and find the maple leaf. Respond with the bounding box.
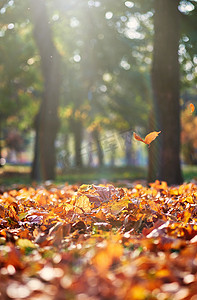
[133,131,161,145]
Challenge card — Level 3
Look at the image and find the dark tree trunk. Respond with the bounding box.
[148,109,160,182]
[30,0,61,181]
[87,133,94,167]
[124,131,133,166]
[151,0,183,185]
[72,119,83,168]
[0,116,3,168]
[92,129,104,167]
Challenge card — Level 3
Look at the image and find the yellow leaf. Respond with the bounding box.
[144,131,161,145]
[75,195,91,213]
[92,242,123,272]
[126,285,148,300]
[16,239,36,250]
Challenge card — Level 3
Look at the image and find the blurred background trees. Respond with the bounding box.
[0,0,197,184]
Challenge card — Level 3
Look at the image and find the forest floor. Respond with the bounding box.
[1,180,197,299]
[1,165,197,299]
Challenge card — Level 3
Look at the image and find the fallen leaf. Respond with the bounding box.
[74,195,91,213]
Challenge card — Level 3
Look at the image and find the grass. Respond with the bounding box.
[56,166,147,185]
[0,164,197,188]
[0,165,146,187]
[182,165,197,182]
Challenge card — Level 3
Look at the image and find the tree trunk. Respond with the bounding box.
[92,129,104,167]
[30,0,61,181]
[87,132,94,167]
[72,119,83,168]
[0,116,3,168]
[124,131,133,166]
[151,0,183,185]
[148,109,160,182]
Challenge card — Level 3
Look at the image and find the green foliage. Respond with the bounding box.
[0,0,197,173]
[0,0,41,130]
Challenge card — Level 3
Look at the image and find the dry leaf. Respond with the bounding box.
[1,181,197,299]
[133,131,161,145]
[133,132,145,143]
[74,195,91,213]
[144,131,161,145]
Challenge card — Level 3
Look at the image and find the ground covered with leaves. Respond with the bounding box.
[1,181,197,299]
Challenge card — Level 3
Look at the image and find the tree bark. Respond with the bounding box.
[151,0,183,185]
[30,0,61,181]
[148,109,160,182]
[92,129,104,167]
[124,131,133,166]
[72,119,83,168]
[0,115,3,168]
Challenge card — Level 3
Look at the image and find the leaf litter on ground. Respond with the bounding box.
[1,180,197,299]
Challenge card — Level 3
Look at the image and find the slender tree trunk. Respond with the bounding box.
[124,132,133,166]
[151,0,183,185]
[72,119,83,168]
[148,109,160,182]
[92,129,104,167]
[30,0,61,181]
[87,132,94,167]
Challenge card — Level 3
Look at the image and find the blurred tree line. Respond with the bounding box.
[0,0,197,184]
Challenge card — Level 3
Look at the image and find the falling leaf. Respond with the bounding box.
[144,131,161,145]
[133,132,145,143]
[133,131,161,145]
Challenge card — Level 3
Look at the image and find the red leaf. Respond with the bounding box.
[133,132,146,144]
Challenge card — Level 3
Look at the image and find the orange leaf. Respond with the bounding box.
[133,132,146,144]
[190,103,195,113]
[133,131,161,145]
[144,131,161,145]
[92,242,123,272]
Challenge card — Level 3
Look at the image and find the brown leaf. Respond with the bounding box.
[8,202,20,222]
